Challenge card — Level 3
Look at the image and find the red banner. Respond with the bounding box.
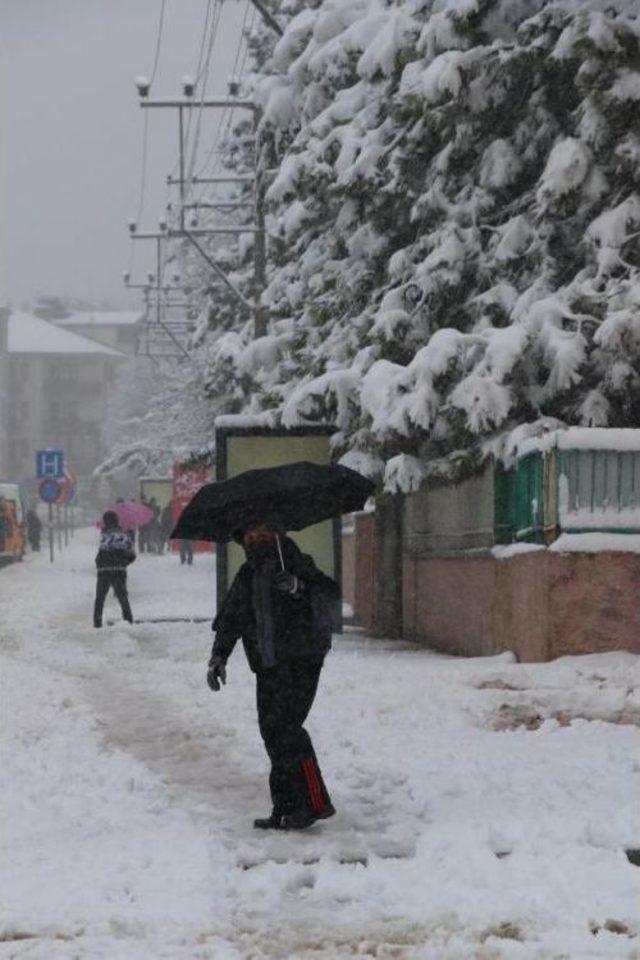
[172,463,212,552]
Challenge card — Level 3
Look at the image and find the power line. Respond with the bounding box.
[169,0,218,181]
[193,0,215,86]
[185,0,222,188]
[193,1,253,187]
[129,0,167,273]
[149,0,168,85]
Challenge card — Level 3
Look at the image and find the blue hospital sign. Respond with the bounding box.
[36,449,65,479]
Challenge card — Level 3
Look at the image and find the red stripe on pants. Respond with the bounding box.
[302,758,323,812]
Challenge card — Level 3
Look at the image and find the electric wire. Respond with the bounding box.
[185,0,221,190]
[196,0,250,175]
[182,0,223,178]
[193,0,253,194]
[168,0,217,182]
[193,0,215,86]
[149,0,167,85]
[128,0,168,277]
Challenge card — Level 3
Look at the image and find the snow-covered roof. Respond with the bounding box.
[214,412,280,430]
[58,310,143,327]
[517,428,640,460]
[7,312,124,356]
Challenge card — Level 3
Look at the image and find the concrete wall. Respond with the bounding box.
[374,495,403,638]
[353,512,376,634]
[548,552,640,657]
[342,526,355,614]
[350,473,640,660]
[402,549,640,661]
[404,465,494,555]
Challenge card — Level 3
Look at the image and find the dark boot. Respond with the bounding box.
[253,810,284,830]
[281,803,336,831]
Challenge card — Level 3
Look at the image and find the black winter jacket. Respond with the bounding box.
[95,528,136,571]
[211,537,339,673]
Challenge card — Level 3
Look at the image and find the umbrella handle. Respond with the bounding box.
[275,534,285,571]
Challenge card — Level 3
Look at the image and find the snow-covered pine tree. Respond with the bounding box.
[210,0,640,491]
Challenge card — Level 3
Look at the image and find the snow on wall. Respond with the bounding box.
[517,428,640,460]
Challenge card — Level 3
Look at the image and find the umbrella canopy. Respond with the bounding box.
[99,500,154,530]
[171,461,375,543]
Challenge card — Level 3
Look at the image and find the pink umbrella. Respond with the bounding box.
[99,500,154,530]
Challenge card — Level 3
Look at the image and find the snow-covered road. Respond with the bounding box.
[1,530,639,959]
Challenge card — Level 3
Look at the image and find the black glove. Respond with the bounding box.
[207,655,227,692]
[274,571,304,596]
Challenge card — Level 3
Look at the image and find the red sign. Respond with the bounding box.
[172,463,212,552]
[56,466,77,505]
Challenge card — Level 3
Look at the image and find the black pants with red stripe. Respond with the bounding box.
[256,657,332,818]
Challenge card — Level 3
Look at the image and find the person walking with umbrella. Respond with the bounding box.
[172,461,374,831]
[208,521,339,830]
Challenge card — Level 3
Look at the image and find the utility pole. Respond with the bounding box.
[136,81,267,340]
[253,114,267,338]
[131,229,253,317]
[128,231,195,360]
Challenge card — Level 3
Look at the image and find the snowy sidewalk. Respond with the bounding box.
[1,530,639,959]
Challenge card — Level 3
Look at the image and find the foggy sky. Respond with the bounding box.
[0,0,247,310]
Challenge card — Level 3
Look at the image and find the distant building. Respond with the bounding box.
[32,298,144,356]
[0,310,126,502]
[52,310,143,355]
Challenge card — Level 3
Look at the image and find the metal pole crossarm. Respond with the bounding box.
[132,228,258,238]
[130,231,172,240]
[182,201,253,210]
[168,227,258,236]
[151,319,193,330]
[168,175,254,185]
[141,97,256,111]
[148,302,194,310]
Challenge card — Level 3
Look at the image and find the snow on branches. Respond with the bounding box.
[191,0,640,492]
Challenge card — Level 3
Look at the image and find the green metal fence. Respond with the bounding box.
[556,449,640,533]
[493,442,640,544]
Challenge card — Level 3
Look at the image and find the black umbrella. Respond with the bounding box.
[171,461,375,543]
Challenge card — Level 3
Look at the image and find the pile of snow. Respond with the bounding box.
[516,427,640,460]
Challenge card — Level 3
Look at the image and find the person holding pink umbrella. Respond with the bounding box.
[105,498,154,532]
[93,510,136,628]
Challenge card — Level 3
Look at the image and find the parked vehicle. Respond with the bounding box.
[0,482,26,562]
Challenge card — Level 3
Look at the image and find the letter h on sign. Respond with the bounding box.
[36,449,64,480]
